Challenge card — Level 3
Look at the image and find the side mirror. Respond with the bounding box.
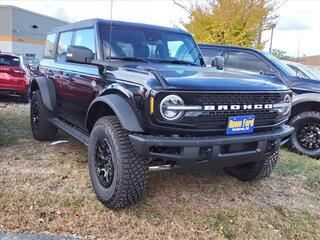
[261,69,276,77]
[66,45,94,64]
[212,56,225,70]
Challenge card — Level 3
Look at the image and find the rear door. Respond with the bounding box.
[62,28,103,129]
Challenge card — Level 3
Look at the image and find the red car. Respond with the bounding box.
[0,52,31,102]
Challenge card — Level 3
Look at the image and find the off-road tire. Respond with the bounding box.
[30,90,58,140]
[288,111,320,158]
[88,116,148,209]
[224,150,279,181]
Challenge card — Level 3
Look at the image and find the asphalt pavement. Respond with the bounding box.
[0,232,85,240]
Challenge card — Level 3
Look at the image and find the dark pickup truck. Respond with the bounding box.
[30,19,293,209]
[199,43,320,158]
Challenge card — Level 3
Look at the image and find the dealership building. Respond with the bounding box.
[0,5,68,59]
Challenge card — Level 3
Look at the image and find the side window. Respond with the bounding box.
[44,33,56,58]
[201,48,221,58]
[225,51,271,75]
[74,28,96,56]
[57,31,73,62]
[288,64,310,79]
[200,48,222,66]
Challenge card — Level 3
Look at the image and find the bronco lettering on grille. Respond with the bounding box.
[203,104,273,111]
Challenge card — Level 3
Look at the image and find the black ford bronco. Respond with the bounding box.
[30,19,293,209]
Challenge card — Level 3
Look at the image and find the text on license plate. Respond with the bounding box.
[227,115,255,135]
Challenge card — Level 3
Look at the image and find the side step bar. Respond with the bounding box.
[48,117,89,146]
[149,164,173,172]
[48,117,173,172]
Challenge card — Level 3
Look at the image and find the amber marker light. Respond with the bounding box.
[150,96,155,114]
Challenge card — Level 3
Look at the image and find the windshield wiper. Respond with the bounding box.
[158,59,198,66]
[110,57,151,63]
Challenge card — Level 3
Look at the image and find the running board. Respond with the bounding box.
[149,164,173,172]
[49,118,173,171]
[48,117,89,146]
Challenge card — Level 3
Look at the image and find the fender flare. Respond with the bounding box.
[30,76,56,111]
[292,93,320,107]
[86,94,144,132]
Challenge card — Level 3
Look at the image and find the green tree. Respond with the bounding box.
[271,49,293,60]
[174,0,278,49]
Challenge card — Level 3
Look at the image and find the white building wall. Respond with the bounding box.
[12,42,44,59]
[0,5,67,59]
[0,41,12,53]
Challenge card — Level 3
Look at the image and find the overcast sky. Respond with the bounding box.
[1,0,319,57]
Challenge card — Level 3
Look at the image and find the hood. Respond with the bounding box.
[286,76,320,94]
[154,65,288,91]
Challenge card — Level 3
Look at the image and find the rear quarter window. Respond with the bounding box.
[44,33,57,58]
[0,55,20,67]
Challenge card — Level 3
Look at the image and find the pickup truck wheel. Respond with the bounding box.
[30,90,58,140]
[88,116,148,209]
[288,111,320,158]
[224,150,279,181]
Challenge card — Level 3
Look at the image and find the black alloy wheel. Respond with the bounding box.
[297,124,320,151]
[95,138,114,188]
[288,111,320,158]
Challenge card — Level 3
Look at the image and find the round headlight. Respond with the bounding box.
[160,95,184,121]
[274,94,292,116]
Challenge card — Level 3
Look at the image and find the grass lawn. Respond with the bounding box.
[0,101,319,240]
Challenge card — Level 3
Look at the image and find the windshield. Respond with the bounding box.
[297,64,320,80]
[0,55,20,67]
[263,53,297,77]
[100,24,203,66]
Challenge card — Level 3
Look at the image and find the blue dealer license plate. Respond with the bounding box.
[227,115,255,135]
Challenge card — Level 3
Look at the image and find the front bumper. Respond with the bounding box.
[130,125,293,167]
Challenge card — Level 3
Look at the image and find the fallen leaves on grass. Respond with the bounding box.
[1,101,320,240]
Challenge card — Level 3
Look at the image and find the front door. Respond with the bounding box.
[53,30,74,115]
[62,28,103,129]
[224,50,272,75]
[62,64,102,129]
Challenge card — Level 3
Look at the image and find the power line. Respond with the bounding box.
[272,0,290,14]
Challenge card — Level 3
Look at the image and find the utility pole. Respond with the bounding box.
[266,0,289,53]
[269,23,276,53]
[297,38,301,62]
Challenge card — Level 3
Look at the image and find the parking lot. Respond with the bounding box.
[0,99,319,240]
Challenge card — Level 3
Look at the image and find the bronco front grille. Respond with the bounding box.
[196,93,284,105]
[155,92,287,130]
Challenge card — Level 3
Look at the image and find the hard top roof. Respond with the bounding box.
[49,18,189,35]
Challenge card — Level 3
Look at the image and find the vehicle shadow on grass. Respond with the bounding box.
[0,95,27,104]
